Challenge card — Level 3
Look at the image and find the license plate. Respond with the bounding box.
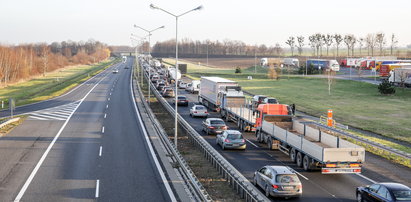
[282,186,294,190]
[233,144,239,147]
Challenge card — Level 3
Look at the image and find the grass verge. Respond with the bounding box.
[0,58,119,108]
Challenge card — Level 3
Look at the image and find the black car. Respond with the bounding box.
[356,182,411,202]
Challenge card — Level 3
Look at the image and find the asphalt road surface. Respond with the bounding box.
[163,78,411,202]
[0,58,173,201]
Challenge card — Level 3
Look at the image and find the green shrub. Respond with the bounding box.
[235,66,242,73]
[378,80,396,94]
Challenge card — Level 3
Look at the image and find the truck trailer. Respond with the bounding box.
[198,77,241,110]
[254,104,365,174]
[306,59,340,71]
[389,68,411,87]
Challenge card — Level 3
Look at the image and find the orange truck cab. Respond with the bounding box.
[255,104,292,128]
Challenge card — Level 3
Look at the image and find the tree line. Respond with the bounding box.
[286,32,398,57]
[0,39,110,86]
[151,32,403,57]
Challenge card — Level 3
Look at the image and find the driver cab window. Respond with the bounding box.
[369,184,380,193]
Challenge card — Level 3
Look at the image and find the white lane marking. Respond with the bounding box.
[95,180,100,198]
[104,113,107,119]
[99,146,102,157]
[286,167,309,181]
[110,92,112,96]
[108,98,110,101]
[29,114,66,121]
[102,126,105,134]
[129,70,177,202]
[246,139,259,148]
[14,67,109,202]
[356,173,377,184]
[106,104,108,109]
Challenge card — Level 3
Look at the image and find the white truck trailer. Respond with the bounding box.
[255,104,365,174]
[389,67,411,87]
[198,77,240,110]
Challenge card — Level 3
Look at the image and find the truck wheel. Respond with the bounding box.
[303,155,311,171]
[296,152,303,167]
[267,138,273,150]
[290,148,297,162]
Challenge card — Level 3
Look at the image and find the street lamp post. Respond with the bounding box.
[150,4,203,147]
[131,34,148,86]
[134,25,164,105]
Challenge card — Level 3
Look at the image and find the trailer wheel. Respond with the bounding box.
[290,148,297,162]
[296,152,304,167]
[267,138,273,150]
[303,155,311,171]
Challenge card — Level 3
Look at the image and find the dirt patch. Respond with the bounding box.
[139,79,243,201]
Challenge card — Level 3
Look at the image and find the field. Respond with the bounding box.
[163,58,411,145]
[0,59,116,108]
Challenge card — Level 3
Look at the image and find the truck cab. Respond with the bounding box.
[255,104,292,129]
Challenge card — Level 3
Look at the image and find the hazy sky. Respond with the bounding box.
[1,0,411,47]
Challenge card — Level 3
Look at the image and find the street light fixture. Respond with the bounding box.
[133,25,165,105]
[150,4,203,147]
[130,34,148,86]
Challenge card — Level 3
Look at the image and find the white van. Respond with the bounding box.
[188,80,201,94]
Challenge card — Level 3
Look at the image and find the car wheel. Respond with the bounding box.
[296,152,303,167]
[265,185,270,197]
[303,155,311,171]
[252,175,257,186]
[356,192,363,202]
[290,148,297,162]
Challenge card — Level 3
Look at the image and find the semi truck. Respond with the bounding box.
[380,63,411,77]
[306,59,340,71]
[198,77,241,110]
[388,68,411,86]
[254,104,365,174]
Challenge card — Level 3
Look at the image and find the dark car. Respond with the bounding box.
[202,118,228,135]
[173,95,189,106]
[156,82,166,91]
[356,182,411,202]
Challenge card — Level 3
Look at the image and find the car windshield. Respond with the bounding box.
[227,133,242,140]
[266,99,277,104]
[195,106,205,110]
[276,174,300,183]
[210,120,225,125]
[178,96,186,100]
[393,190,411,200]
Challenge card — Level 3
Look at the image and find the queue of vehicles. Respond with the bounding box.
[139,57,411,200]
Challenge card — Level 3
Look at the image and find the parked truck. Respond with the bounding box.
[306,59,340,71]
[388,68,411,87]
[254,104,365,174]
[380,63,411,77]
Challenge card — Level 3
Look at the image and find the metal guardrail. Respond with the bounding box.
[132,71,212,201]
[0,117,20,129]
[142,69,269,202]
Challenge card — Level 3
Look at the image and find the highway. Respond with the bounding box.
[162,77,411,202]
[0,58,174,201]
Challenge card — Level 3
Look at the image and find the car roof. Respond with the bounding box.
[206,118,223,121]
[226,130,241,134]
[193,105,205,107]
[378,183,411,191]
[266,166,295,175]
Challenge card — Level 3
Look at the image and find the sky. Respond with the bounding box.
[1,0,411,47]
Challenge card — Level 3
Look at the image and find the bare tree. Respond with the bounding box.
[357,38,364,57]
[365,33,376,56]
[297,36,304,55]
[308,35,316,56]
[344,35,353,56]
[315,33,323,56]
[350,35,357,57]
[285,36,295,56]
[323,34,333,56]
[390,33,398,56]
[376,32,386,56]
[334,34,343,57]
[41,44,49,77]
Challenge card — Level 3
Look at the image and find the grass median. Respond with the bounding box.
[163,58,411,146]
[0,58,118,108]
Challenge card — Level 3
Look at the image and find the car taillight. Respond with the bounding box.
[322,169,330,173]
[272,185,279,189]
[224,139,231,143]
[241,139,245,143]
[350,163,360,167]
[354,169,361,173]
[208,126,215,129]
[204,111,208,113]
[194,111,197,113]
[222,126,228,130]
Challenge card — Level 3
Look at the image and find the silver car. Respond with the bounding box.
[253,166,302,198]
[189,105,208,118]
[216,130,246,150]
